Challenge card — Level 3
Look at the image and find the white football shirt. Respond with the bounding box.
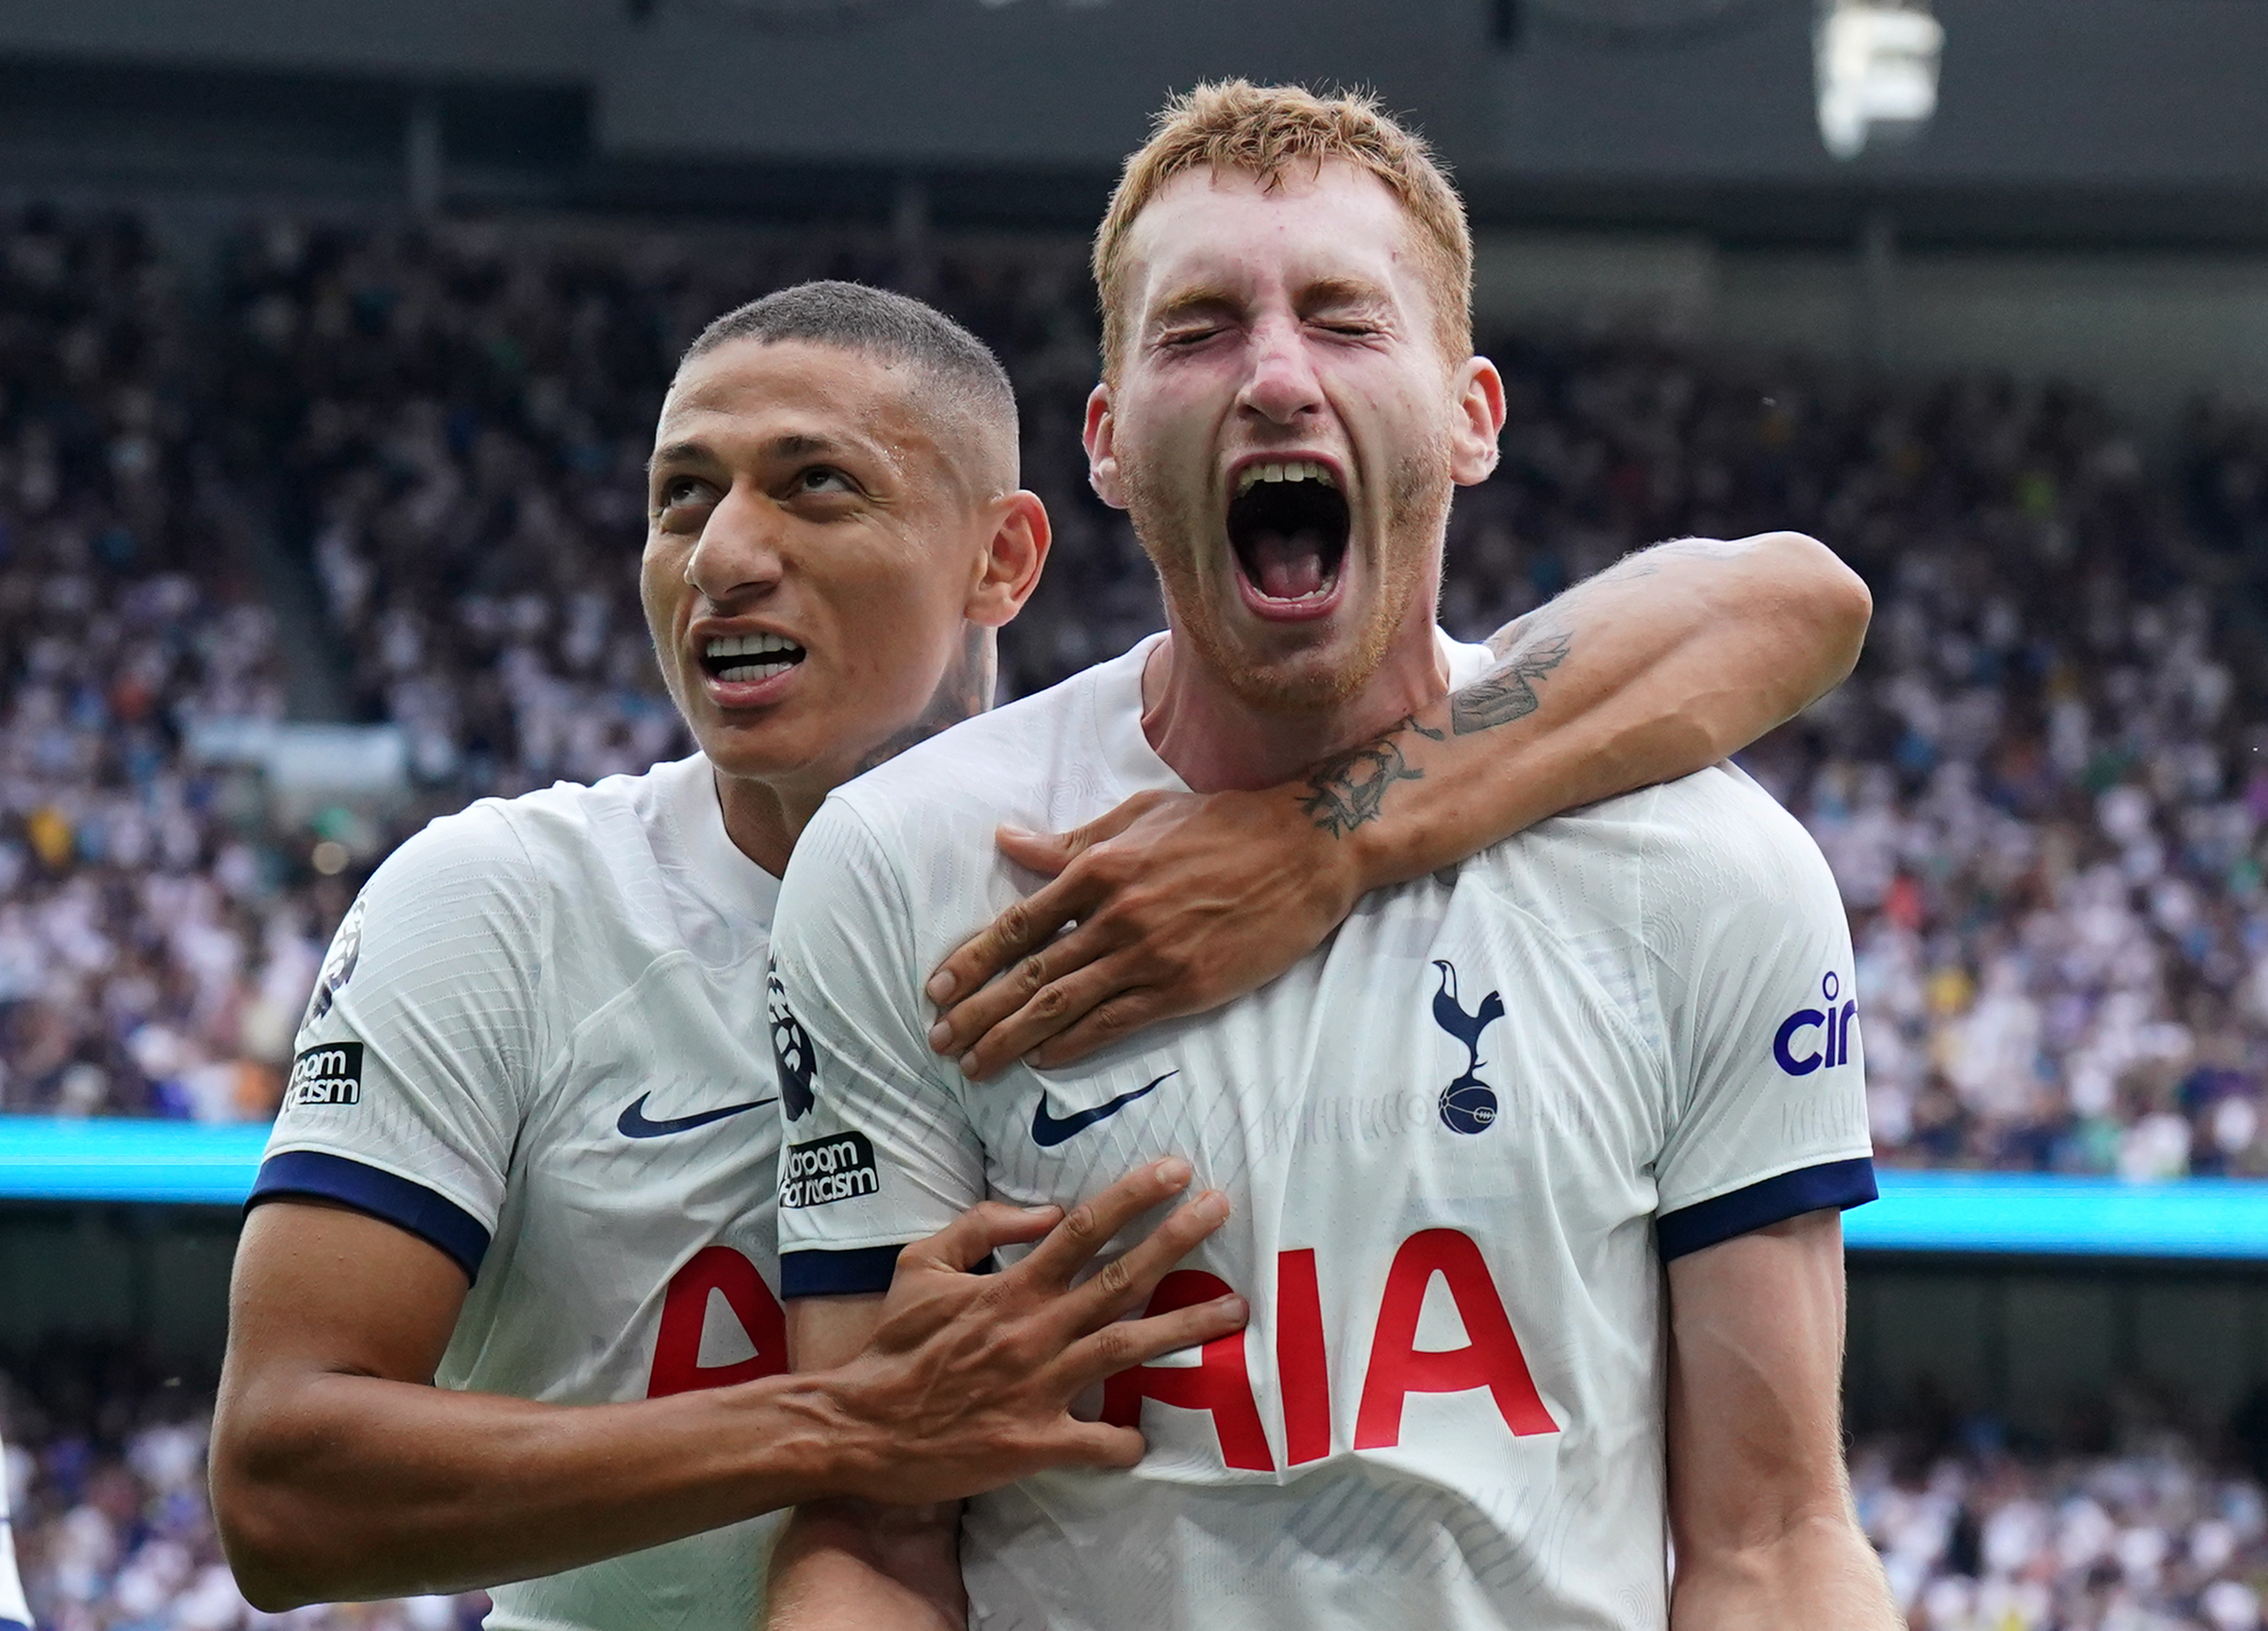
[252,752,789,1631]
[770,632,1876,1631]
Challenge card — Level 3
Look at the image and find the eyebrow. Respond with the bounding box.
[1147,273,1396,332]
[1297,275,1394,309]
[647,431,861,478]
[1148,282,1242,327]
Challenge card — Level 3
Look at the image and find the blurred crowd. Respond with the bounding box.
[2,1351,485,1631]
[9,1349,2268,1631]
[5,203,2268,1176]
[1853,1432,2268,1630]
[0,210,334,1122]
[214,215,1133,784]
[1437,342,2268,1178]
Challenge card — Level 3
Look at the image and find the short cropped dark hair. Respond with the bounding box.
[683,282,1019,492]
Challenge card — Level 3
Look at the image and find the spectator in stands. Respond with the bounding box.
[14,1345,2268,1631]
[10,201,2268,1180]
[0,208,326,1125]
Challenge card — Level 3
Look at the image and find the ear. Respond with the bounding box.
[1084,383,1129,510]
[964,489,1053,629]
[1448,355,1507,487]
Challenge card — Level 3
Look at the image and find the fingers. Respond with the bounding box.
[1054,1187,1232,1333]
[924,869,1095,1014]
[1043,1420,1149,1473]
[903,1199,1064,1275]
[993,824,1076,876]
[1062,1289,1248,1385]
[1012,1158,1193,1288]
[1016,793,1159,873]
[923,793,1169,1010]
[1026,988,1178,1071]
[926,915,1115,1069]
[944,942,1136,1082]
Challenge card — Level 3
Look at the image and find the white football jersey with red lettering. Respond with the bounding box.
[769,631,1875,1631]
[254,752,789,1631]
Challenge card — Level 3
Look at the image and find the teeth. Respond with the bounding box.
[1235,460,1338,496]
[715,660,796,683]
[705,632,804,661]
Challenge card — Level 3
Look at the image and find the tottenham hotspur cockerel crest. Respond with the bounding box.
[1431,960,1506,1135]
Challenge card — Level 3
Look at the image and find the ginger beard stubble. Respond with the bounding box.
[1116,425,1458,714]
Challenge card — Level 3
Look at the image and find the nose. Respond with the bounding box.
[681,483,785,605]
[1235,314,1325,429]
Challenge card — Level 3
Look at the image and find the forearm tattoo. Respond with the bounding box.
[1296,536,1740,831]
[1297,624,1578,837]
[1450,628,1572,736]
[1298,715,1445,837]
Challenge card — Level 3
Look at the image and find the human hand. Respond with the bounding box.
[829,1159,1244,1505]
[923,789,1361,1079]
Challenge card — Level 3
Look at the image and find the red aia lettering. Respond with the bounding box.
[1276,1248,1332,1466]
[647,1245,787,1398]
[1102,1270,1276,1471]
[1354,1228,1557,1447]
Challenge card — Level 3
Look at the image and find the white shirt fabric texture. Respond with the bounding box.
[769,630,1877,1631]
[0,1425,30,1631]
[252,752,788,1631]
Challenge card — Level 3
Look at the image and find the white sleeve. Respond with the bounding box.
[0,1426,29,1631]
[249,804,548,1279]
[1648,774,1876,1261]
[768,799,985,1299]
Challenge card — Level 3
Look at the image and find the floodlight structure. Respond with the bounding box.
[1814,0,1943,160]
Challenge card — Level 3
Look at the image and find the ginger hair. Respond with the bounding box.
[1091,80,1473,381]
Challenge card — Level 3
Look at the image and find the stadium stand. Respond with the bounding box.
[1445,341,2268,1183]
[1850,1434,2268,1629]
[3,1345,486,1629]
[211,216,1129,772]
[0,208,331,1125]
[5,206,2268,1189]
[8,1338,2268,1630]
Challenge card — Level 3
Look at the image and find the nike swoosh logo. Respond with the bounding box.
[1031,1071,1177,1149]
[617,1093,779,1139]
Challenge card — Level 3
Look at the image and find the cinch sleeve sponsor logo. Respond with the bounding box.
[1773,971,1859,1076]
[285,1041,365,1108]
[779,1130,879,1208]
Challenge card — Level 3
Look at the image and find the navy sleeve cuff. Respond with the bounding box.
[781,1245,904,1299]
[1656,1157,1878,1262]
[249,1151,492,1282]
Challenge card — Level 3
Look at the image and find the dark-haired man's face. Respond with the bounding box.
[642,338,1044,828]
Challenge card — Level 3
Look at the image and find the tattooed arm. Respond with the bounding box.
[1294,632,1571,833]
[1299,535,1837,848]
[926,531,1869,1075]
